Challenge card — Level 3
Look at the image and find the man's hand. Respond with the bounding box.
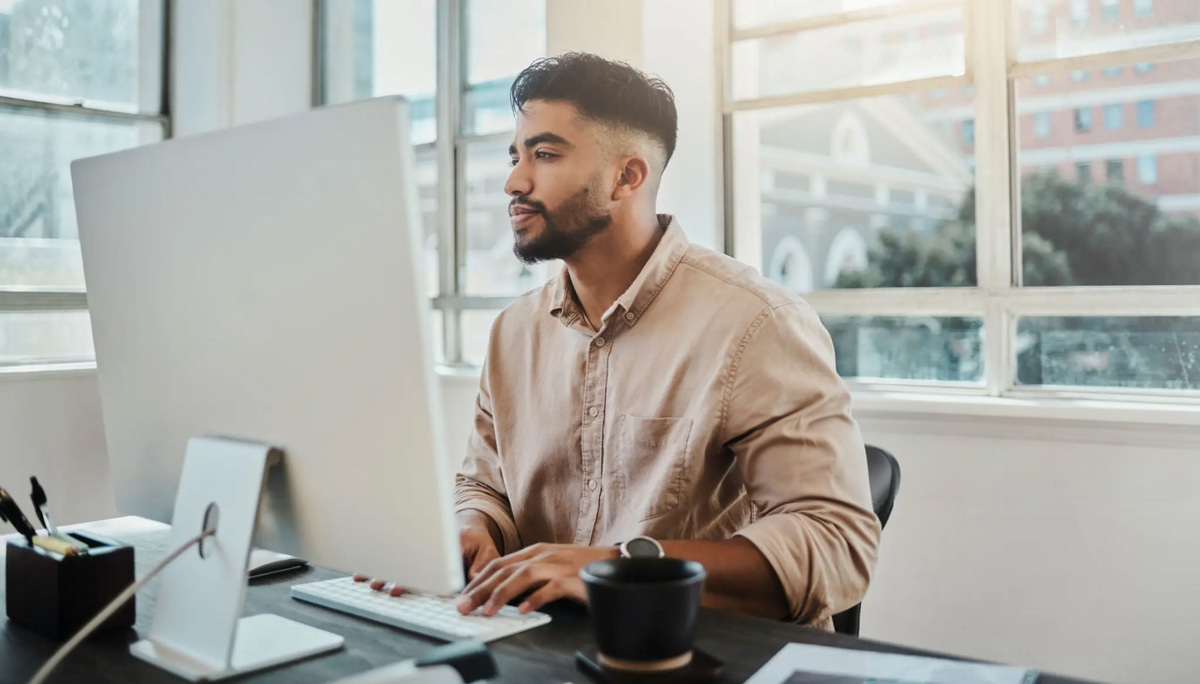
[455,543,617,616]
[459,521,502,580]
[359,510,502,595]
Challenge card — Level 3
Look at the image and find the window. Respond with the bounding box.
[1071,0,1089,25]
[319,0,546,365]
[1075,161,1091,184]
[1017,317,1199,390]
[1135,62,1154,73]
[731,10,965,101]
[1105,159,1124,184]
[728,3,1200,397]
[1103,104,1123,130]
[1136,100,1155,127]
[1137,154,1157,184]
[1074,107,1092,132]
[1033,112,1052,138]
[1071,70,1089,82]
[0,0,167,368]
[1016,0,1199,62]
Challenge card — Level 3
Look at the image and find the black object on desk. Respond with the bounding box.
[5,531,135,640]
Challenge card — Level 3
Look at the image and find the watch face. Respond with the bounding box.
[625,537,661,558]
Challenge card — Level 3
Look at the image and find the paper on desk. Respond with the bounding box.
[745,643,1038,684]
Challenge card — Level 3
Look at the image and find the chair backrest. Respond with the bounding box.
[831,445,900,636]
[866,445,901,530]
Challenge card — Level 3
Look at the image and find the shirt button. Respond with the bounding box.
[587,479,598,491]
[588,406,599,418]
[594,337,606,347]
[625,312,636,322]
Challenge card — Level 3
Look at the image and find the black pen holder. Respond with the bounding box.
[5,531,135,640]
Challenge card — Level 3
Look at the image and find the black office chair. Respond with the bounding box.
[831,445,900,637]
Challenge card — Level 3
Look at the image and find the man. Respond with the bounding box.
[377,53,880,629]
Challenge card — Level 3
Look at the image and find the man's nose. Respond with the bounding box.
[505,159,532,197]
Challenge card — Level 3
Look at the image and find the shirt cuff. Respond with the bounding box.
[454,499,521,556]
[734,514,814,624]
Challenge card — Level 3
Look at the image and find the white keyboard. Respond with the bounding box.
[290,577,551,642]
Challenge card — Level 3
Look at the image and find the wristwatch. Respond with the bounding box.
[618,535,664,559]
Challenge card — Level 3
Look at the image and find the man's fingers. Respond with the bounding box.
[360,577,406,595]
[463,543,545,593]
[467,546,500,581]
[480,565,547,617]
[457,562,521,614]
[463,555,512,595]
[517,577,571,614]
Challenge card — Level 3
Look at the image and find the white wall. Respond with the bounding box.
[0,373,115,523]
[0,2,1194,683]
[856,415,1200,684]
[172,0,313,136]
[642,0,723,251]
[546,0,644,65]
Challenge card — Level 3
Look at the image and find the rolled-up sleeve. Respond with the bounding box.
[454,355,521,555]
[724,302,881,625]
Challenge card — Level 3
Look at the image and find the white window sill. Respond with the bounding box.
[8,363,1198,433]
[438,365,1200,430]
[0,362,98,382]
[851,392,1200,430]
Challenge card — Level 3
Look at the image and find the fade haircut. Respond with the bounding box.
[510,52,678,169]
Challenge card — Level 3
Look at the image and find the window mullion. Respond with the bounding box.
[969,0,1015,396]
[437,0,463,364]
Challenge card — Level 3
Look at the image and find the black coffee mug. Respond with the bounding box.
[579,557,706,672]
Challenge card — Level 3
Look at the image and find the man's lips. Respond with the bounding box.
[510,205,542,227]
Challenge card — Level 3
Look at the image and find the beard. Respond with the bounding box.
[511,179,612,264]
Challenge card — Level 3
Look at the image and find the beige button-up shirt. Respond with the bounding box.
[455,215,880,628]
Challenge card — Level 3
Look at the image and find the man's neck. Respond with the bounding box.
[565,213,664,332]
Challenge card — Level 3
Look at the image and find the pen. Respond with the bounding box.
[0,487,38,543]
[30,477,77,546]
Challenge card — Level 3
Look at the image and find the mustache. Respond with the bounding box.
[509,198,547,216]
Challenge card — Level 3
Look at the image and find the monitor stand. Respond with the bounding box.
[130,437,344,681]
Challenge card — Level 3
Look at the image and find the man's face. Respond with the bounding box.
[505,100,613,264]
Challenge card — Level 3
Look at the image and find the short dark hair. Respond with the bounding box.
[510,52,678,166]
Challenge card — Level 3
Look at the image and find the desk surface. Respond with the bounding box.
[2,518,1094,684]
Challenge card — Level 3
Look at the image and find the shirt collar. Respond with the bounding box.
[548,214,689,327]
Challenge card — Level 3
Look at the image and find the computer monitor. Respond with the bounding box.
[71,97,462,597]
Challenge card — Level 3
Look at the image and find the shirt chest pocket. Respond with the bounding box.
[614,414,694,521]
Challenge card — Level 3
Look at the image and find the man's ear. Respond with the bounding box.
[611,155,651,201]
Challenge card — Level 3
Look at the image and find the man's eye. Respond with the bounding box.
[509,158,519,167]
[535,150,557,160]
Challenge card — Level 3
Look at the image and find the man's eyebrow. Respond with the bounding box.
[509,132,573,157]
[522,132,573,148]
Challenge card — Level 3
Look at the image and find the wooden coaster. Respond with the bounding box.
[574,647,723,683]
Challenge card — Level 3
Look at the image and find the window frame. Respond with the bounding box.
[718,0,1200,403]
[0,0,170,369]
